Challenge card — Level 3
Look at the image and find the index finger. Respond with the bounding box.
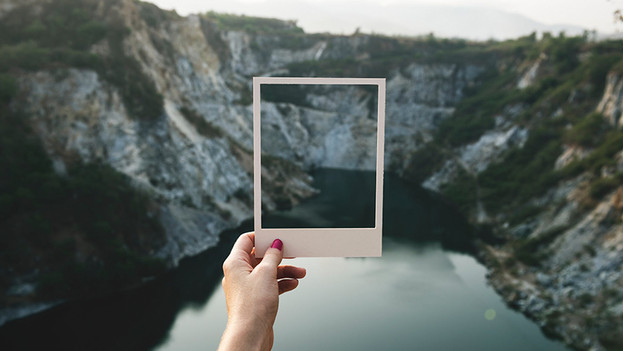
[230,232,255,257]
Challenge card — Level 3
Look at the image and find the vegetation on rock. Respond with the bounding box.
[0,104,166,300]
[0,0,168,302]
[0,0,163,120]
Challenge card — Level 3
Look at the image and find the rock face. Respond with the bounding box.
[17,68,250,265]
[260,85,378,171]
[11,0,486,265]
[385,64,483,169]
[423,125,528,192]
[596,70,623,126]
[484,174,622,348]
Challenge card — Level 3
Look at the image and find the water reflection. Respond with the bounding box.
[158,239,569,351]
[265,169,474,254]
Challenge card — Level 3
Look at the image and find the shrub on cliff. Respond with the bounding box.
[0,0,164,120]
[0,105,166,300]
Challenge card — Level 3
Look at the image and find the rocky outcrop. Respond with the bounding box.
[469,73,623,350]
[423,125,528,191]
[596,70,623,126]
[385,64,483,170]
[11,0,486,266]
[485,184,622,350]
[17,68,252,265]
[516,53,546,89]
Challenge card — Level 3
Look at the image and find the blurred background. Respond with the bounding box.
[0,0,621,350]
[151,0,623,40]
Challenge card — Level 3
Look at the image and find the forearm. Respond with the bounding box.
[218,319,271,351]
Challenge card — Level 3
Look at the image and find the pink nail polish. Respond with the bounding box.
[271,239,283,251]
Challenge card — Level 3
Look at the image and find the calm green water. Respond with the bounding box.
[0,170,569,351]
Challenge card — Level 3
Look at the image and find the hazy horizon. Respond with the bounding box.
[145,0,623,40]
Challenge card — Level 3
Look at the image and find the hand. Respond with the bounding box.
[218,232,306,351]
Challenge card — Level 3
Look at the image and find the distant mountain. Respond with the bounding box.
[193,0,601,40]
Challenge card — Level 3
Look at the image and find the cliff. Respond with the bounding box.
[0,0,621,349]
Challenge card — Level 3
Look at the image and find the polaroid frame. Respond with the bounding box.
[253,77,386,257]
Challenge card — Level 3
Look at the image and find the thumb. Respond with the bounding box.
[259,239,284,272]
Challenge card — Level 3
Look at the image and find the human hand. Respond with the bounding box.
[218,232,306,351]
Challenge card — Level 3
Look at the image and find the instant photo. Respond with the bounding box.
[253,77,386,257]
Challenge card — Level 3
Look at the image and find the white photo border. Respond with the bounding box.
[253,77,385,257]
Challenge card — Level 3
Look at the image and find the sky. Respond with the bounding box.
[145,0,623,40]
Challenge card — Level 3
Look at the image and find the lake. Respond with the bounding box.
[0,169,569,351]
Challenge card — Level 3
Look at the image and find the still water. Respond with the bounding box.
[0,170,569,350]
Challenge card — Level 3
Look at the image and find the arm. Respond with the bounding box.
[218,233,306,351]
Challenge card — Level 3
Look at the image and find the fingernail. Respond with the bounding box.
[271,239,283,251]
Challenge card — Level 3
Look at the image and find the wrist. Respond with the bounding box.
[228,306,275,335]
[219,318,270,351]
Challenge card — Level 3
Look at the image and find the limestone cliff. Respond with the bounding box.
[413,42,623,349]
[6,0,484,265]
